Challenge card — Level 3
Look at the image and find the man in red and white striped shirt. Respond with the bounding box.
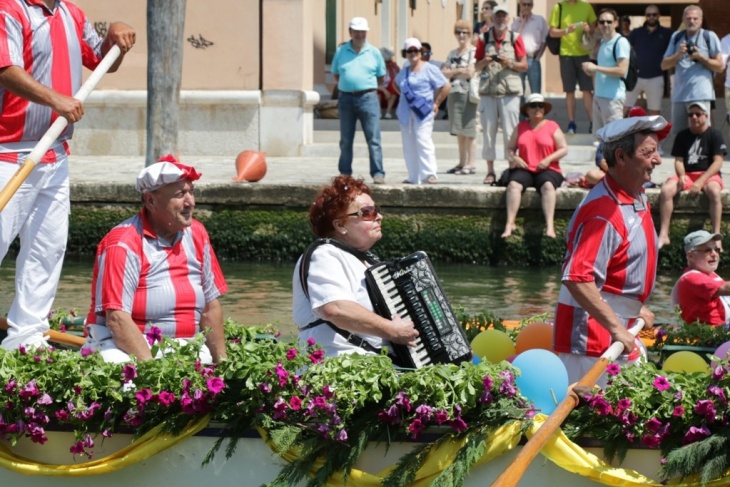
[85,158,228,364]
[554,116,666,386]
[0,0,135,350]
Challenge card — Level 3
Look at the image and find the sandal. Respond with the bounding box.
[446,165,464,174]
[454,167,476,175]
[483,172,496,185]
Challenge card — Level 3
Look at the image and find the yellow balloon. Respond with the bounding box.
[662,351,709,374]
[471,329,516,364]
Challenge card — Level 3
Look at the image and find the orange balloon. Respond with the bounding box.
[515,322,554,354]
[233,150,267,182]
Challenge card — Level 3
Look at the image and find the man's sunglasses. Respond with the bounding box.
[345,205,382,221]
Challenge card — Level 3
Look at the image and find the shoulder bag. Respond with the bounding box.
[545,2,562,55]
[467,50,480,104]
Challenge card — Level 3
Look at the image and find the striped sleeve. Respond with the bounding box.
[193,222,227,302]
[64,2,102,69]
[95,243,141,314]
[0,11,23,68]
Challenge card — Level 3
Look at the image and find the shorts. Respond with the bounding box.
[665,171,724,190]
[592,96,624,134]
[508,167,564,191]
[624,76,664,111]
[559,55,593,93]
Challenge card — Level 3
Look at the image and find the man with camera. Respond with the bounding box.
[474,6,527,185]
[661,6,723,147]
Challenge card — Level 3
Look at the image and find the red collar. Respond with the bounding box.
[603,173,643,205]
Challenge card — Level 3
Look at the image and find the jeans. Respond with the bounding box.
[519,57,542,109]
[338,91,384,178]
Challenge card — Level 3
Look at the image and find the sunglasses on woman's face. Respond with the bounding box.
[454,30,470,35]
[346,205,382,221]
[528,102,545,109]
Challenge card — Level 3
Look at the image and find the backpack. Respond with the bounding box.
[612,34,638,92]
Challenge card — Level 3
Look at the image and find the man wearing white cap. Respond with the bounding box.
[555,116,667,386]
[331,17,387,184]
[84,156,228,364]
[657,101,726,250]
[670,230,730,327]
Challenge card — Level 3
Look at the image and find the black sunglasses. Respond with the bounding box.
[454,30,470,35]
[403,48,420,54]
[598,20,614,25]
[345,205,382,221]
[688,112,705,118]
[646,13,659,17]
[528,102,545,109]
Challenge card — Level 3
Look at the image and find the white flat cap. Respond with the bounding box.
[136,155,202,192]
[596,115,670,143]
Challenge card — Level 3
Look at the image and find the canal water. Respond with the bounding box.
[0,259,682,338]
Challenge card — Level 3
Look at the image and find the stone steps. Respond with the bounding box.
[308,119,598,163]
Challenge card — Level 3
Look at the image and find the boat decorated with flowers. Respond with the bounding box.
[1,314,730,487]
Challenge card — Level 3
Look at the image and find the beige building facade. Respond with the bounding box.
[71,0,700,157]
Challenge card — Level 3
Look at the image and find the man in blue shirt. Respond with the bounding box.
[331,17,387,184]
[624,5,672,117]
[581,9,629,137]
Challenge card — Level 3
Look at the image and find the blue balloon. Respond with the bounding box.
[471,355,482,365]
[512,350,569,415]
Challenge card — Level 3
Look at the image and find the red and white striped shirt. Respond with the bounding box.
[86,210,228,339]
[0,0,103,162]
[554,174,657,357]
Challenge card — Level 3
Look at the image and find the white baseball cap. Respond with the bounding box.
[403,38,422,51]
[349,17,369,31]
[493,6,509,15]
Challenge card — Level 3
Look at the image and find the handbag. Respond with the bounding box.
[467,50,480,104]
[402,68,433,121]
[545,2,562,55]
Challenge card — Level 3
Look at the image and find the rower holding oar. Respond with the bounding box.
[554,115,671,387]
[0,0,135,350]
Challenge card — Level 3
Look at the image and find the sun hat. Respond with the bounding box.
[493,6,509,15]
[684,230,723,252]
[349,17,369,31]
[596,115,670,143]
[519,93,553,117]
[135,155,202,193]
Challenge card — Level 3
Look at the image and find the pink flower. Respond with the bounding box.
[18,380,40,399]
[434,410,449,425]
[482,375,493,390]
[259,383,272,394]
[673,406,685,417]
[641,434,661,448]
[408,418,425,439]
[289,396,302,411]
[206,377,225,395]
[395,392,411,412]
[122,364,137,382]
[616,398,631,412]
[683,424,711,445]
[285,348,298,360]
[606,363,621,376]
[274,363,289,387]
[4,380,16,393]
[37,393,53,406]
[336,429,348,441]
[653,376,671,392]
[695,400,716,422]
[309,349,325,364]
[645,418,663,434]
[146,326,162,345]
[135,389,153,408]
[448,417,468,432]
[80,347,94,358]
[157,391,176,406]
[306,337,316,346]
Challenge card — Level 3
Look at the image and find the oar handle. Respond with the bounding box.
[489,318,645,487]
[0,44,122,212]
[0,317,86,349]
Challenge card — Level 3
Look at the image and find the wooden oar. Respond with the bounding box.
[490,318,646,487]
[0,44,122,212]
[0,316,86,348]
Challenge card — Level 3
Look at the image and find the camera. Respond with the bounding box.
[686,41,695,56]
[491,54,500,61]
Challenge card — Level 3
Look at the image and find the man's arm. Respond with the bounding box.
[0,66,84,122]
[101,22,136,73]
[661,37,684,71]
[106,310,154,361]
[674,157,686,190]
[563,281,639,353]
[690,50,724,74]
[200,298,227,364]
[583,57,628,78]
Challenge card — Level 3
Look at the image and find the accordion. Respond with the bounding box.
[365,251,473,368]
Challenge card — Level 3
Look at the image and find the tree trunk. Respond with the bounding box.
[146,0,186,165]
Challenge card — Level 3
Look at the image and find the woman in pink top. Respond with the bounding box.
[502,93,568,238]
